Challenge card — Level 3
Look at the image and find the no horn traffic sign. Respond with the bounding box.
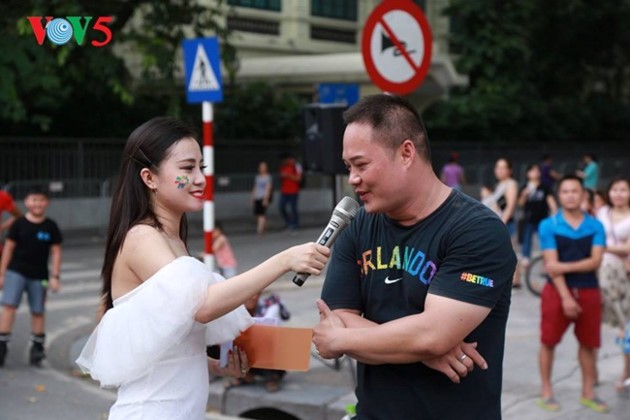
[362,0,433,95]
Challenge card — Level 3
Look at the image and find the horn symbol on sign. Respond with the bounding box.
[381,32,415,56]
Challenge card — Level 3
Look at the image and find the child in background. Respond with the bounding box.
[0,187,62,367]
[213,221,237,278]
[232,291,290,392]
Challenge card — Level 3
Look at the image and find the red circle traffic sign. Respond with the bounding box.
[361,0,433,95]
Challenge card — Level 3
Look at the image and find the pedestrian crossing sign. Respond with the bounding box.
[182,37,223,103]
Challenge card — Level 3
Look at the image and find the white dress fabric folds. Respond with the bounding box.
[76,256,252,420]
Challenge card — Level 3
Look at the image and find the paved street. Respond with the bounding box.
[1,220,629,419]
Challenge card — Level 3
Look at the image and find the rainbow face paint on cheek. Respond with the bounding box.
[174,175,190,189]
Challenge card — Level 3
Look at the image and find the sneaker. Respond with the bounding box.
[579,396,609,414]
[536,397,560,412]
[29,341,45,367]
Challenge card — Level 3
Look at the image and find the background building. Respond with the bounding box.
[214,0,466,107]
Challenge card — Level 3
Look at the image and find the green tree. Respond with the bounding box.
[425,0,630,142]
[214,82,306,140]
[0,0,234,136]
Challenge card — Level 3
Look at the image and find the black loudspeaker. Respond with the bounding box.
[301,103,348,174]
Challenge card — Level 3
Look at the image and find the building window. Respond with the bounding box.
[227,16,280,35]
[228,0,281,12]
[311,0,357,21]
[310,25,355,43]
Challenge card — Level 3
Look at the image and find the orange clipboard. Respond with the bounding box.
[234,324,313,371]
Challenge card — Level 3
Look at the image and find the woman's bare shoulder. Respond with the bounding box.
[120,224,178,282]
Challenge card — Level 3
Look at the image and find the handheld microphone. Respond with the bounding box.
[292,196,360,287]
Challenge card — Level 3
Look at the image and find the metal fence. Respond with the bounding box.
[1,137,628,199]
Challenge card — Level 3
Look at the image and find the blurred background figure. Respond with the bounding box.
[278,153,303,231]
[251,161,273,235]
[0,189,22,256]
[518,164,557,269]
[539,154,561,190]
[581,189,607,216]
[0,187,62,368]
[595,176,630,393]
[481,157,521,287]
[440,151,466,190]
[234,292,290,392]
[213,221,237,278]
[576,153,600,192]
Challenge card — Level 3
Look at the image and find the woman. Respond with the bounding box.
[596,176,630,392]
[251,161,273,235]
[76,117,329,419]
[517,164,557,268]
[481,158,521,287]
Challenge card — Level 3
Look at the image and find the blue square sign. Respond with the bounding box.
[182,37,223,103]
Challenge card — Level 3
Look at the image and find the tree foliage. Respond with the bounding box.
[214,82,307,140]
[425,0,630,142]
[0,0,233,136]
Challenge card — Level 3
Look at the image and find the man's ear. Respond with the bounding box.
[400,139,415,165]
[140,168,156,190]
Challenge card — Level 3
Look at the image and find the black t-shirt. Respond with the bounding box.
[520,183,553,225]
[7,216,62,279]
[322,190,516,420]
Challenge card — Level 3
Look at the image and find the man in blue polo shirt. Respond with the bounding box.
[537,174,607,413]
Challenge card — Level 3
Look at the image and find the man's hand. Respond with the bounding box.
[50,277,60,293]
[312,299,345,359]
[561,295,582,320]
[422,342,488,384]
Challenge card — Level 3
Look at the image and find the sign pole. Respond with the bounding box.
[202,101,215,270]
[182,37,222,270]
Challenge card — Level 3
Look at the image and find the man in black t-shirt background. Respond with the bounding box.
[0,187,62,367]
[312,95,516,419]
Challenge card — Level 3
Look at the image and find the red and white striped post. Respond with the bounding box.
[202,101,215,270]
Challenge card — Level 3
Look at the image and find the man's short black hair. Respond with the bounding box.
[25,186,49,198]
[558,174,583,189]
[343,94,431,162]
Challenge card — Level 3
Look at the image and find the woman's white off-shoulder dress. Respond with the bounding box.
[76,256,252,420]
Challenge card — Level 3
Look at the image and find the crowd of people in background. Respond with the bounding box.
[0,135,627,414]
[443,152,629,413]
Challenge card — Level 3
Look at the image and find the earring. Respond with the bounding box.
[152,188,158,195]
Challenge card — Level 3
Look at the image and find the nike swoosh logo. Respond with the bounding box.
[384,276,403,284]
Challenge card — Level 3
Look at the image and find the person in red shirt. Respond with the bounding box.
[278,153,302,231]
[0,190,22,255]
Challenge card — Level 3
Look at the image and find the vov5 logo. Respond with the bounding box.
[27,16,113,47]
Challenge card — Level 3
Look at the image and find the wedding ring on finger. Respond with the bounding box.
[458,354,467,362]
[241,368,247,374]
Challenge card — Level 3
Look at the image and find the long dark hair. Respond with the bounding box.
[101,117,198,311]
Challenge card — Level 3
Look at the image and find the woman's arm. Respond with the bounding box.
[501,180,518,224]
[195,243,328,323]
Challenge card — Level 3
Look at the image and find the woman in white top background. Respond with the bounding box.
[481,157,521,287]
[76,117,329,419]
[596,176,630,392]
[251,160,273,235]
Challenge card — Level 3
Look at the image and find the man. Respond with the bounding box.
[278,153,302,231]
[313,94,516,419]
[539,154,561,190]
[536,175,607,413]
[575,153,599,192]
